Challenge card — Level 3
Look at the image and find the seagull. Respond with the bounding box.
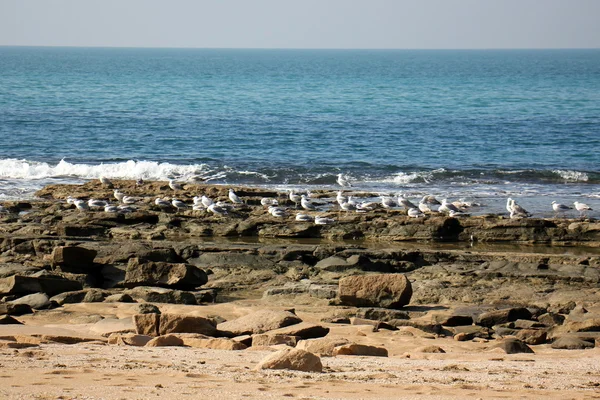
[155,197,172,209]
[289,191,302,208]
[439,199,461,214]
[552,201,572,217]
[66,196,77,205]
[315,216,335,225]
[509,199,531,218]
[207,203,228,216]
[192,204,206,211]
[104,205,119,213]
[295,213,314,222]
[88,199,108,208]
[336,191,348,206]
[421,195,441,205]
[187,175,206,184]
[268,206,287,218]
[380,196,397,211]
[229,189,243,204]
[340,201,357,212]
[574,201,592,217]
[114,190,125,203]
[506,198,514,214]
[261,198,279,207]
[99,176,113,188]
[449,209,469,218]
[300,195,316,211]
[356,201,378,212]
[122,196,137,205]
[337,173,352,188]
[418,201,438,214]
[171,198,187,210]
[201,195,213,208]
[407,207,425,218]
[398,195,418,210]
[169,179,183,191]
[117,205,136,213]
[74,199,89,211]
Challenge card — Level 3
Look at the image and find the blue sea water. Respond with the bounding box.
[1,47,599,216]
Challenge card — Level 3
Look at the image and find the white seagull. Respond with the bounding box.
[407,207,425,218]
[114,190,125,203]
[439,199,461,214]
[88,199,108,208]
[336,191,348,206]
[380,196,397,211]
[315,216,335,225]
[574,201,592,217]
[171,198,187,210]
[398,195,418,210]
[99,176,113,188]
[509,199,531,219]
[289,191,302,208]
[169,179,183,191]
[552,201,572,216]
[295,213,314,222]
[201,195,214,208]
[300,195,316,211]
[229,189,243,204]
[74,199,89,211]
[155,197,172,209]
[261,198,279,207]
[337,173,352,188]
[207,203,228,216]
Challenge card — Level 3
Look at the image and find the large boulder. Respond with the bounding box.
[338,274,412,309]
[124,258,208,290]
[476,308,533,328]
[158,314,218,337]
[255,348,322,372]
[494,338,534,354]
[0,275,82,297]
[51,246,97,272]
[296,338,351,357]
[0,303,33,316]
[9,293,52,310]
[264,322,330,339]
[125,286,197,305]
[333,343,388,357]
[551,336,595,350]
[217,310,302,337]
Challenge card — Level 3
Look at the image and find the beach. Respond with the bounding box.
[1,180,600,399]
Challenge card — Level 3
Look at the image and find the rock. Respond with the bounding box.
[145,334,184,347]
[41,335,103,345]
[125,286,197,305]
[389,319,442,335]
[476,308,533,328]
[135,303,161,314]
[133,313,160,336]
[0,341,38,349]
[296,338,350,357]
[315,256,360,272]
[194,289,218,303]
[0,303,33,316]
[51,245,97,272]
[255,348,322,372]
[432,314,474,327]
[0,315,23,325]
[333,343,388,357]
[252,334,299,347]
[158,314,218,337]
[537,312,565,327]
[494,338,534,354]
[90,318,135,337]
[50,289,108,305]
[124,258,208,290]
[9,293,52,310]
[355,308,410,322]
[416,345,446,353]
[350,317,397,331]
[338,273,412,309]
[217,310,302,336]
[0,275,82,297]
[265,322,330,339]
[104,293,136,303]
[513,319,545,329]
[454,332,470,341]
[108,333,152,346]
[551,336,595,350]
[515,329,547,345]
[184,338,247,350]
[563,318,600,333]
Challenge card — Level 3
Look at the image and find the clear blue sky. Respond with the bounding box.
[1,0,599,49]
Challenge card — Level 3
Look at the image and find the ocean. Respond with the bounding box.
[1,47,599,217]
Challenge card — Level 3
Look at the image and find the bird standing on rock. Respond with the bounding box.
[552,201,572,217]
[337,173,352,188]
[169,179,183,191]
[229,189,243,204]
[574,201,592,217]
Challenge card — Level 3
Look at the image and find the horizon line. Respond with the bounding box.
[1,44,599,51]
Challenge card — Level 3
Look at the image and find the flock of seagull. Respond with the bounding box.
[50,175,595,224]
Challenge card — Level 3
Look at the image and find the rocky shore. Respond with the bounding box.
[1,180,600,399]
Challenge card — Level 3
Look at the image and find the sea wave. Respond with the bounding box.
[552,169,589,182]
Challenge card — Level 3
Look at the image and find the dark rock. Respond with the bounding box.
[432,314,474,327]
[355,308,410,322]
[50,289,108,305]
[350,317,397,331]
[104,293,136,303]
[133,313,160,336]
[476,308,533,328]
[390,319,442,334]
[537,312,565,327]
[159,314,218,336]
[51,245,98,272]
[0,315,23,324]
[135,303,161,314]
[124,258,208,290]
[338,273,412,309]
[0,275,82,297]
[125,286,197,305]
[495,338,534,354]
[266,322,330,339]
[515,329,547,345]
[217,310,302,337]
[447,325,492,340]
[0,303,33,316]
[193,289,217,303]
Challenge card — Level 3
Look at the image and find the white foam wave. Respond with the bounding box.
[377,168,446,184]
[0,158,212,181]
[552,169,589,182]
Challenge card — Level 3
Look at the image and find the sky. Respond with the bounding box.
[1,0,599,49]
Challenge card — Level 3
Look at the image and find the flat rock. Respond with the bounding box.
[41,334,105,345]
[9,292,52,310]
[494,338,534,354]
[124,258,207,290]
[0,275,82,297]
[104,293,136,303]
[159,314,218,336]
[255,348,322,372]
[338,273,412,309]
[108,333,152,346]
[551,336,595,350]
[515,329,548,345]
[252,334,299,347]
[184,337,247,350]
[476,308,533,328]
[265,322,330,339]
[0,315,23,325]
[51,245,97,272]
[415,345,446,353]
[125,286,197,305]
[355,307,410,322]
[0,303,33,316]
[333,343,388,357]
[217,309,302,336]
[296,338,351,357]
[90,318,135,337]
[145,334,184,347]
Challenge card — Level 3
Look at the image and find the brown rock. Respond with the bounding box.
[563,318,600,333]
[184,338,247,350]
[0,275,82,297]
[515,329,547,345]
[265,322,330,339]
[0,340,39,349]
[338,274,412,309]
[494,338,534,354]
[41,335,102,345]
[252,334,299,347]
[146,334,184,347]
[108,333,152,346]
[133,313,160,336]
[51,245,97,271]
[333,343,388,357]
[296,338,350,357]
[537,312,565,327]
[217,310,302,336]
[551,336,595,350]
[159,314,218,336]
[476,308,532,328]
[124,258,208,290]
[255,348,322,372]
[415,345,446,353]
[0,303,33,316]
